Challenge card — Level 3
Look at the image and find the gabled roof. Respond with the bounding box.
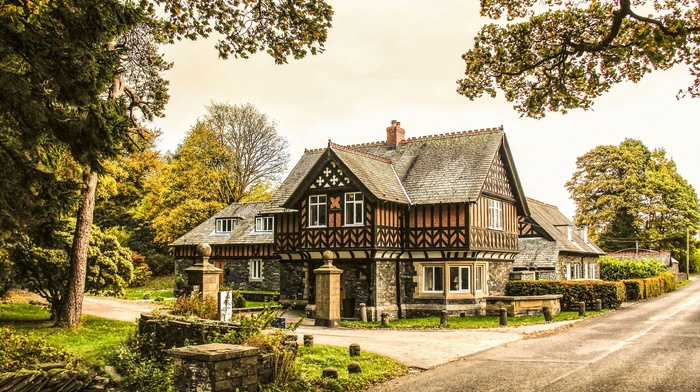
[171,201,273,246]
[526,198,605,255]
[264,127,529,214]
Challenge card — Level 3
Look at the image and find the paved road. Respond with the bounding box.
[369,279,700,392]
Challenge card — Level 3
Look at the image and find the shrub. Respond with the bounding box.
[0,328,81,372]
[129,252,153,288]
[173,292,219,319]
[506,280,625,309]
[621,279,645,301]
[111,332,173,392]
[600,256,667,281]
[220,286,247,308]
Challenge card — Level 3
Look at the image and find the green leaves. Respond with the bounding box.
[566,139,699,259]
[461,0,700,117]
[155,0,333,63]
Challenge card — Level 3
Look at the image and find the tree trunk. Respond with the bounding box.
[56,169,98,328]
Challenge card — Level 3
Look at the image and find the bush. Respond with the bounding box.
[506,280,625,309]
[621,279,645,301]
[173,292,219,319]
[600,256,667,281]
[0,328,81,372]
[111,332,173,392]
[129,252,153,288]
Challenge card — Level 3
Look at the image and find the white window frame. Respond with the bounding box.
[589,263,596,279]
[423,266,444,293]
[566,263,572,280]
[344,192,364,226]
[250,259,262,281]
[488,199,504,230]
[449,266,472,292]
[309,195,327,227]
[255,216,274,232]
[475,265,484,292]
[573,263,581,279]
[215,218,236,233]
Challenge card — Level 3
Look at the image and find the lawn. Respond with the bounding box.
[123,275,176,300]
[0,302,135,368]
[341,310,608,329]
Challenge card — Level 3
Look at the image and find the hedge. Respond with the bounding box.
[506,280,626,310]
[620,272,675,301]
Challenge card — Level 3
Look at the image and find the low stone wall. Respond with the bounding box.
[485,295,562,317]
[0,364,110,392]
[139,313,243,348]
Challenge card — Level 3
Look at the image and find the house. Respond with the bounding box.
[514,198,605,280]
[171,201,279,292]
[260,121,530,319]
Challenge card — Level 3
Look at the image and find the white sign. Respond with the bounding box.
[218,291,233,322]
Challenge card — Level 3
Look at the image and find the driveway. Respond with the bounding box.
[81,295,579,369]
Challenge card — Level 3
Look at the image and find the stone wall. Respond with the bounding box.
[0,365,109,392]
[333,261,371,319]
[556,254,599,280]
[139,313,242,349]
[175,258,280,292]
[279,261,308,307]
[488,260,512,295]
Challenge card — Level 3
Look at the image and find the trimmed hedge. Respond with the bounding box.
[621,272,675,301]
[600,256,667,281]
[506,280,625,310]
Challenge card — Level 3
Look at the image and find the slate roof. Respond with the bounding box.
[170,201,273,246]
[264,127,528,213]
[526,198,605,255]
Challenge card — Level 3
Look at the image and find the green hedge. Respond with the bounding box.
[506,280,626,309]
[621,272,675,301]
[600,256,667,281]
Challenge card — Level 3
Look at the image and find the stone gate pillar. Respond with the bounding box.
[184,243,223,298]
[313,251,342,327]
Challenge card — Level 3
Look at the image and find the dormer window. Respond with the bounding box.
[255,216,274,232]
[215,218,238,233]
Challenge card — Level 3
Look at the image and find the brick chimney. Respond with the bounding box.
[386,120,405,149]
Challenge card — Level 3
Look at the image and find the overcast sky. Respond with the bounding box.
[152,1,700,220]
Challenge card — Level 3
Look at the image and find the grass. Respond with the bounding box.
[0,302,135,368]
[122,274,175,300]
[341,310,609,329]
[265,345,407,392]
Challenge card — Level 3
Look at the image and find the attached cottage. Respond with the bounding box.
[261,122,530,319]
[514,198,605,280]
[171,202,279,292]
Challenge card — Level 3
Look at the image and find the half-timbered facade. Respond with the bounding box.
[262,121,530,319]
[171,202,279,292]
[514,198,605,281]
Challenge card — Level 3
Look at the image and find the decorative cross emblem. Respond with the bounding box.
[323,168,332,177]
[330,196,341,210]
[330,175,339,185]
[316,176,324,186]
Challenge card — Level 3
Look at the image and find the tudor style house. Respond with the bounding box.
[260,121,530,319]
[514,198,605,280]
[171,202,279,292]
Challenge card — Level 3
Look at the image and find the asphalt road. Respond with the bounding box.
[370,279,700,392]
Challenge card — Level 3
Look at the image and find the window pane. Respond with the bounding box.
[355,201,363,223]
[475,266,483,291]
[424,267,434,291]
[461,267,470,291]
[434,267,443,291]
[450,267,459,291]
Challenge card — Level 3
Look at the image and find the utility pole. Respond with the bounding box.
[688,227,691,276]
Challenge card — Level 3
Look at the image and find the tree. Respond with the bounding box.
[8,220,133,320]
[136,103,289,246]
[2,0,332,327]
[566,139,700,261]
[459,1,700,118]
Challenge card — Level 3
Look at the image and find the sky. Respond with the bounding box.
[152,1,700,220]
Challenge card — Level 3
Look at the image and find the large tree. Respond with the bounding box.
[459,1,700,118]
[136,103,288,246]
[566,139,699,261]
[1,0,332,326]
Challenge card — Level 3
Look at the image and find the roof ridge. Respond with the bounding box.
[403,127,503,143]
[330,142,392,163]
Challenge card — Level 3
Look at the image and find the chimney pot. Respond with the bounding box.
[386,120,405,149]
